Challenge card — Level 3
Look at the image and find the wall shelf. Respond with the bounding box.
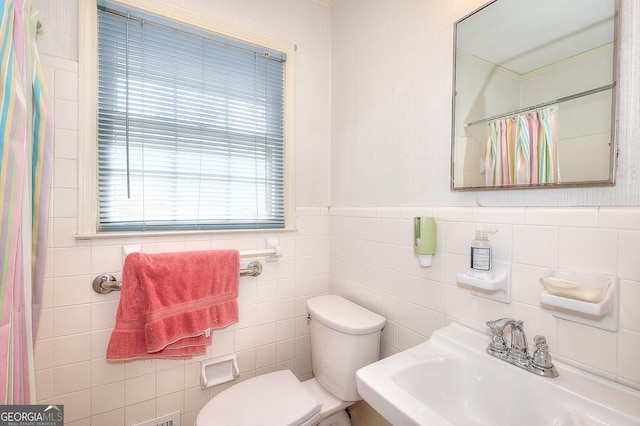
[457,261,511,304]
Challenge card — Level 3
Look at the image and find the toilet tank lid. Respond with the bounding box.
[307,295,386,335]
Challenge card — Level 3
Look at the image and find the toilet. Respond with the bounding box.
[195,294,386,426]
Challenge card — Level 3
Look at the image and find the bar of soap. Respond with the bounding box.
[542,275,610,303]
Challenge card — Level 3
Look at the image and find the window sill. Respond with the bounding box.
[75,227,298,240]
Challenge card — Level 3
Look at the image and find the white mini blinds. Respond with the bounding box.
[97,2,286,231]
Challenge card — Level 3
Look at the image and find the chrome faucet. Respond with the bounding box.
[486,318,558,378]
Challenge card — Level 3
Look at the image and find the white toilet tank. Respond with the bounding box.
[307,295,386,402]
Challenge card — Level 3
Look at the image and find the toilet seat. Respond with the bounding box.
[195,370,322,426]
[302,377,350,419]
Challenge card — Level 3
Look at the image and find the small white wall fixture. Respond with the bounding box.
[541,270,618,332]
[457,261,511,303]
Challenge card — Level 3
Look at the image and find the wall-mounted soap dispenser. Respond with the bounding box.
[414,216,436,267]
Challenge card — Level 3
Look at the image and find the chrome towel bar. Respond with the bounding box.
[93,260,263,294]
[92,239,281,294]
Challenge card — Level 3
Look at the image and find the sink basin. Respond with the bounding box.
[356,322,640,425]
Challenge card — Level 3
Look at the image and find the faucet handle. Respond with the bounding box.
[532,335,554,369]
[486,318,510,355]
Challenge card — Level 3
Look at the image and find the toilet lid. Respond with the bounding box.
[196,370,321,426]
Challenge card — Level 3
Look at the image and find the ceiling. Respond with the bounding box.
[311,0,335,8]
[456,0,616,75]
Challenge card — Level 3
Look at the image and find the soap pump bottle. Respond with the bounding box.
[470,225,497,279]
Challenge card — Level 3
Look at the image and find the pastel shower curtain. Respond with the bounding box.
[1,0,54,404]
[485,106,559,186]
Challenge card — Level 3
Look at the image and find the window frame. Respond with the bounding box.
[78,0,296,238]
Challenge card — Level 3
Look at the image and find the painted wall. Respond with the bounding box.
[331,0,640,207]
[29,0,640,425]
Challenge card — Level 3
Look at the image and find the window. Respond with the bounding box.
[95,1,290,232]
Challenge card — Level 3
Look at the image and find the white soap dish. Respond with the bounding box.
[542,270,611,303]
[540,269,618,332]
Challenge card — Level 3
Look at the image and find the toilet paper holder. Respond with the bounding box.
[201,354,240,389]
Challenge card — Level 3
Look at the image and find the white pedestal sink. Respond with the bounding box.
[356,322,640,425]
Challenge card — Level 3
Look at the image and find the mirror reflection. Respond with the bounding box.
[451,0,617,190]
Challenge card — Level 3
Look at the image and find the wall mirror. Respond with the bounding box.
[451,0,618,190]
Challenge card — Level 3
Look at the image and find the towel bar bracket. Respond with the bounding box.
[93,274,120,294]
[246,261,263,277]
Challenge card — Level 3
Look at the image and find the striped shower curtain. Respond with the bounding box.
[1,0,54,404]
[485,106,559,186]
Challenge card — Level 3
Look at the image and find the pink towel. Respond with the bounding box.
[106,250,240,360]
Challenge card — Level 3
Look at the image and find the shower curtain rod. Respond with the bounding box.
[464,83,615,127]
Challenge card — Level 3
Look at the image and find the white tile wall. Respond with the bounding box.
[329,206,640,389]
[331,206,640,424]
